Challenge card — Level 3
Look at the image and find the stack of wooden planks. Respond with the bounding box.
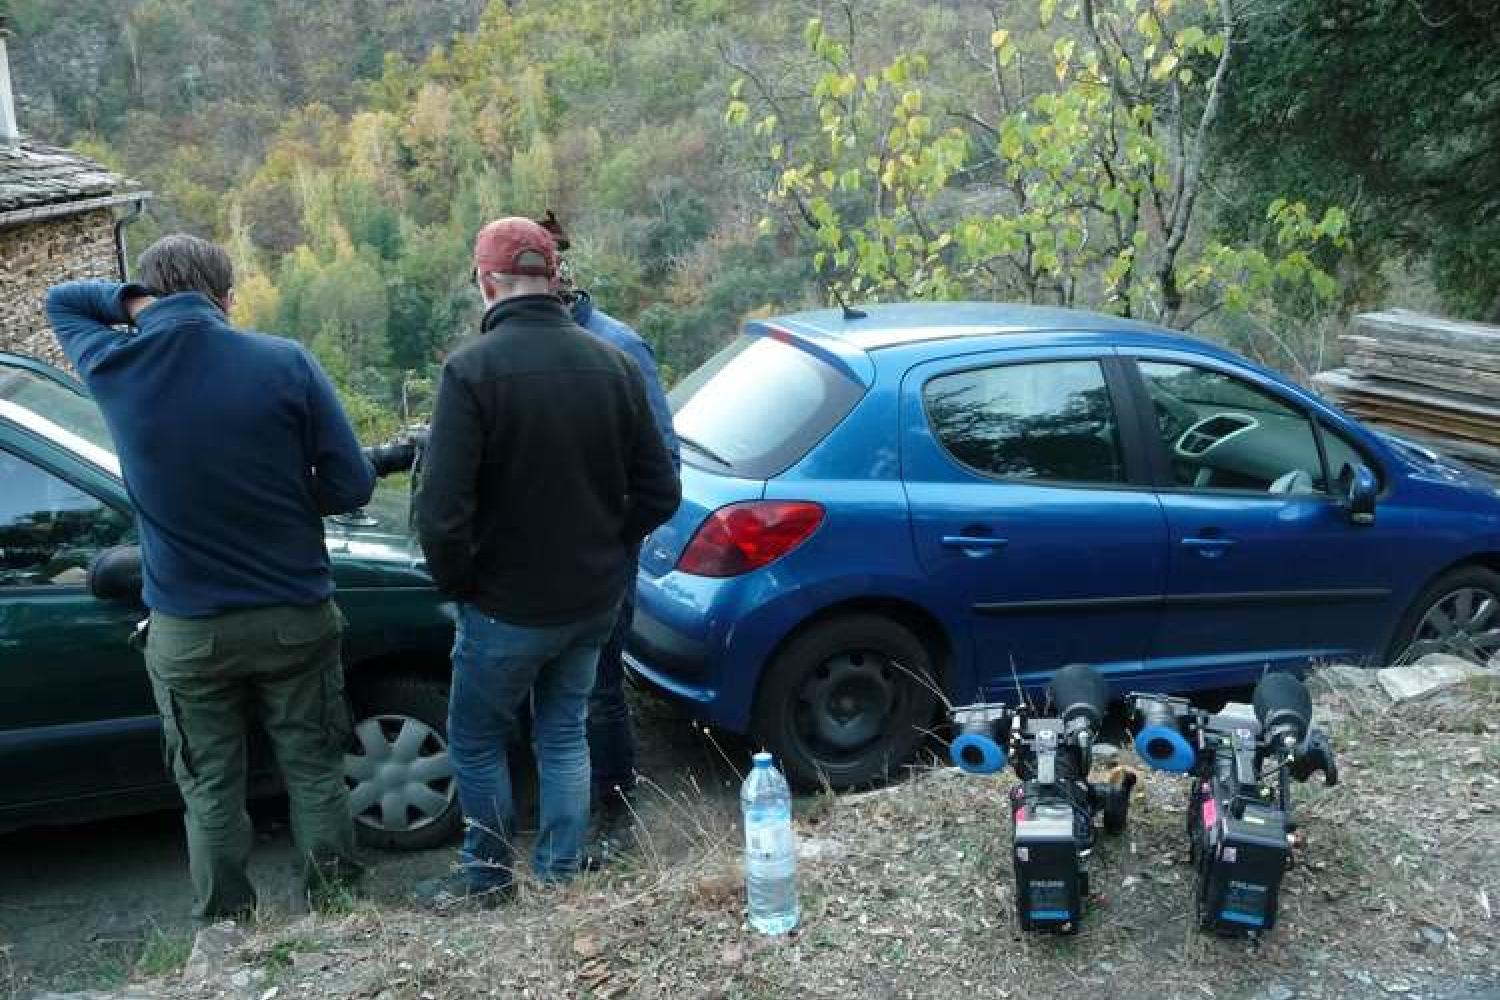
[1314,309,1500,475]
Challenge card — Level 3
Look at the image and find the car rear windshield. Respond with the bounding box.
[669,333,865,479]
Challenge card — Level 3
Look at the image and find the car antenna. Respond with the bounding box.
[828,284,867,321]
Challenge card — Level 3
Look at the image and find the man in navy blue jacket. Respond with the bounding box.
[556,274,678,843]
[46,235,376,922]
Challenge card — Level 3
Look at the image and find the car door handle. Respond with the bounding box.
[942,535,1010,552]
[1181,536,1236,557]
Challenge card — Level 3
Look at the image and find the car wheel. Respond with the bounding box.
[345,675,461,851]
[753,614,939,791]
[1388,565,1500,666]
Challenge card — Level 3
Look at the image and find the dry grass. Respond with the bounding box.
[125,677,1500,1000]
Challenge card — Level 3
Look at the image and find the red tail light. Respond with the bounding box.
[676,501,826,577]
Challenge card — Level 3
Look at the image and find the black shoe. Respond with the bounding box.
[413,873,513,912]
[595,781,639,822]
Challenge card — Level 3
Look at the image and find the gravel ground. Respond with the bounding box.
[0,689,747,999]
[23,671,1496,1000]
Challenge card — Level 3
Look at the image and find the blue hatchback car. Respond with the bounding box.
[626,302,1500,788]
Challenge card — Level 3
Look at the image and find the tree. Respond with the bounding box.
[732,1,1351,373]
[1217,0,1500,321]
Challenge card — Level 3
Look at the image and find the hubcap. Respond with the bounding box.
[344,714,455,834]
[1404,587,1500,665]
[795,649,902,757]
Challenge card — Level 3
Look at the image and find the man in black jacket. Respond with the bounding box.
[415,217,679,904]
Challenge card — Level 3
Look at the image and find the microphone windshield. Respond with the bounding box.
[1252,671,1312,743]
[1048,663,1109,730]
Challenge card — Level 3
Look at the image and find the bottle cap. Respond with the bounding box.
[753,751,773,768]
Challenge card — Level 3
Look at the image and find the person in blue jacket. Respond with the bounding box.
[541,214,680,841]
[45,235,375,922]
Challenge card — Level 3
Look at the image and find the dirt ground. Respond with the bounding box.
[0,690,747,998]
[5,675,1500,1000]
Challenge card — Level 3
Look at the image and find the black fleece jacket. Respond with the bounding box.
[415,294,681,625]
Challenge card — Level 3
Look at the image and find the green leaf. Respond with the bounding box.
[803,18,823,49]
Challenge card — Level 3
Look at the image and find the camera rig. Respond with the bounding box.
[949,664,1134,933]
[1131,672,1338,935]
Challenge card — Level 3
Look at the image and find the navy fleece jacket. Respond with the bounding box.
[45,281,375,617]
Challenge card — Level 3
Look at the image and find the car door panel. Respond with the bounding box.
[0,444,167,809]
[1126,352,1412,682]
[901,347,1169,700]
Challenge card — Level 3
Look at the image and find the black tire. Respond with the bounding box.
[1386,565,1500,667]
[752,614,939,791]
[345,675,462,851]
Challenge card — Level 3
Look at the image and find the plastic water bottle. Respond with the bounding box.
[741,751,799,934]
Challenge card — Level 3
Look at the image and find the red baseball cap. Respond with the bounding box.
[473,217,558,278]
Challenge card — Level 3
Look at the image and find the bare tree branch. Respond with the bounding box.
[1158,0,1238,325]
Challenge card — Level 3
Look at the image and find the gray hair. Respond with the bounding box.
[137,235,234,306]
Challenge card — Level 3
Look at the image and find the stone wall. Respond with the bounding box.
[0,208,120,368]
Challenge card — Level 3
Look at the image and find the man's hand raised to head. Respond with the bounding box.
[124,293,158,323]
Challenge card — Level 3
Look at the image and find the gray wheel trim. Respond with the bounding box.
[1403,586,1500,665]
[343,713,456,834]
[796,649,904,756]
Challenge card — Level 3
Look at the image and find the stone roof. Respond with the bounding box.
[0,140,131,212]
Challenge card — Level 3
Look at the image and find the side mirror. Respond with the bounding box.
[88,544,145,607]
[1342,463,1378,526]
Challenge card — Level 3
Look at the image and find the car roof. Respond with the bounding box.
[0,350,85,392]
[769,301,1216,353]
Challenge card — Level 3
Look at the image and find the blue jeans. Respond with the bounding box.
[448,602,617,890]
[588,586,637,797]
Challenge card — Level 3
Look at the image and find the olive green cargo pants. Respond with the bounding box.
[145,599,361,922]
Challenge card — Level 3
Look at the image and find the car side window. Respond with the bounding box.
[923,360,1125,484]
[1137,361,1327,494]
[1319,423,1374,491]
[0,451,133,588]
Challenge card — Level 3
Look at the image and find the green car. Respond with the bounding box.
[0,352,460,850]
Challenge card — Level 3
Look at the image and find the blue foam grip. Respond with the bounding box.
[951,732,1007,774]
[1135,724,1196,773]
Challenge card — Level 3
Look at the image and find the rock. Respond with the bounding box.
[33,992,162,1000]
[1376,656,1485,703]
[291,950,333,973]
[1264,985,1296,1000]
[796,837,846,862]
[1307,663,1384,698]
[183,920,250,983]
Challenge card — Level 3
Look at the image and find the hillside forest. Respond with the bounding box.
[8,0,1498,438]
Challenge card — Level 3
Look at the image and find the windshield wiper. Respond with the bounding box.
[678,434,734,468]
